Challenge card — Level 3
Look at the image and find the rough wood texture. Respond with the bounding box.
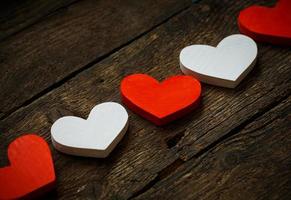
[134,96,291,200]
[0,0,190,119]
[0,0,290,199]
[0,0,78,41]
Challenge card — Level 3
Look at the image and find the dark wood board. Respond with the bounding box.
[134,96,291,200]
[0,0,78,41]
[0,0,290,199]
[0,0,191,119]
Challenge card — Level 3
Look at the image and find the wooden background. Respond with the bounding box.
[0,0,290,199]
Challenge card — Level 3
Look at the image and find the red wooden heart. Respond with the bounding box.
[238,0,291,46]
[0,134,55,199]
[120,74,201,125]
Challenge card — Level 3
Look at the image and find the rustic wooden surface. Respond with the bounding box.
[0,0,290,199]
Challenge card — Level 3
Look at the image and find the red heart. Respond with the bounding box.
[0,134,55,199]
[238,0,291,46]
[120,74,201,125]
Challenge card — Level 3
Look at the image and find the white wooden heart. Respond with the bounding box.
[179,34,258,88]
[51,102,129,158]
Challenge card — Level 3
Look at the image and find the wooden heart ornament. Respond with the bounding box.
[238,0,291,46]
[0,134,55,199]
[120,74,201,125]
[51,102,129,158]
[179,34,257,88]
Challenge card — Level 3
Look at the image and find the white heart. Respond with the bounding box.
[179,34,258,88]
[51,102,129,158]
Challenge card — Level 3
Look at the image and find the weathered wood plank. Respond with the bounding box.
[133,96,291,200]
[0,0,78,41]
[0,0,191,119]
[0,0,290,199]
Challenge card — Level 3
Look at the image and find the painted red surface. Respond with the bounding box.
[238,0,291,46]
[121,74,201,125]
[0,134,55,199]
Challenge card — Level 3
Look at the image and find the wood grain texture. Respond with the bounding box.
[0,0,77,41]
[0,0,290,199]
[133,96,291,200]
[0,0,191,119]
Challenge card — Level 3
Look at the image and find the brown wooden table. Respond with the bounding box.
[0,0,290,199]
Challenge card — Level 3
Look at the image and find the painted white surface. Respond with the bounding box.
[179,34,258,88]
[51,102,129,158]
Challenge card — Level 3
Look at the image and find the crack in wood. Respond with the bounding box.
[128,93,290,199]
[184,92,291,160]
[128,176,160,199]
[0,1,289,199]
[165,130,186,148]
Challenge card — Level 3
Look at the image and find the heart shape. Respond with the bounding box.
[0,134,55,199]
[51,102,129,158]
[120,74,201,125]
[238,0,291,46]
[179,34,257,88]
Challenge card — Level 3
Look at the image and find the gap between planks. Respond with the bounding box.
[0,5,191,122]
[128,93,291,199]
